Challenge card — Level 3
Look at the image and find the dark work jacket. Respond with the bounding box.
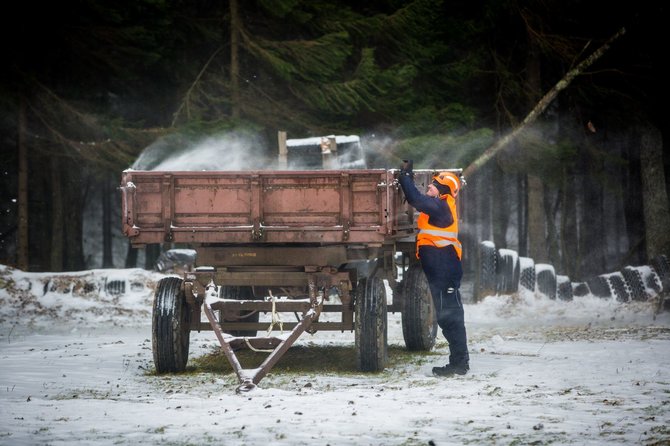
[398,173,453,228]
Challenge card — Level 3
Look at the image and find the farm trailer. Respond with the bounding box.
[120,168,462,391]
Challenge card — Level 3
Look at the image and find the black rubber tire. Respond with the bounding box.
[355,276,388,372]
[587,275,612,299]
[519,257,536,292]
[474,241,497,302]
[535,264,557,300]
[152,277,190,373]
[572,282,590,298]
[219,286,259,337]
[401,265,437,351]
[556,275,573,301]
[608,273,631,303]
[643,267,663,294]
[621,267,648,301]
[651,254,670,282]
[496,249,520,295]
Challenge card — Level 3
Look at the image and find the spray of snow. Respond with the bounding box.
[131,130,273,171]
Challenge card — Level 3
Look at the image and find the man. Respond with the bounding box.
[398,160,469,376]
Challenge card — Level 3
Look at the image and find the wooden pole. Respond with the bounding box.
[277,131,287,168]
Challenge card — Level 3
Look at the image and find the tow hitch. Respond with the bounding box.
[202,275,323,392]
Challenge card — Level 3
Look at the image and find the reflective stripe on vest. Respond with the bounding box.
[418,228,459,238]
[416,194,462,260]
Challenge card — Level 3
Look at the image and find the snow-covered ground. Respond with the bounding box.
[1,264,669,445]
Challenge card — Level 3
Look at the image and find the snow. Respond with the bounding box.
[535,263,555,274]
[286,135,360,147]
[1,265,669,445]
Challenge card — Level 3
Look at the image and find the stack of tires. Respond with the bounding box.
[473,241,668,310]
[473,241,562,302]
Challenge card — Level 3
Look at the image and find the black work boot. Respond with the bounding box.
[432,363,469,377]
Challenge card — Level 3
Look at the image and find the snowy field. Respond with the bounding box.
[1,264,669,445]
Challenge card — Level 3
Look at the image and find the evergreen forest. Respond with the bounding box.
[1,0,668,283]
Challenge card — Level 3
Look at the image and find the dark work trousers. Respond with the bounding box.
[418,245,469,366]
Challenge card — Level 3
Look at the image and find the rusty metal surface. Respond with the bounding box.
[130,168,461,390]
[121,169,422,246]
[202,274,323,390]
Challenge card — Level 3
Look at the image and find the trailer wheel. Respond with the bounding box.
[152,277,190,373]
[355,276,388,372]
[219,286,259,337]
[401,265,437,351]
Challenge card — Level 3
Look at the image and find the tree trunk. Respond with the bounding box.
[527,175,548,262]
[64,169,86,271]
[17,96,29,270]
[560,168,578,279]
[525,36,548,263]
[544,184,561,267]
[30,155,51,271]
[640,123,670,259]
[50,157,64,271]
[230,0,240,119]
[102,175,114,268]
[579,154,606,277]
[517,174,527,256]
[491,162,508,248]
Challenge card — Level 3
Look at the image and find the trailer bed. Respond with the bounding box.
[121,169,421,246]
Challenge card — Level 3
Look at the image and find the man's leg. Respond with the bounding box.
[420,246,469,376]
[436,287,469,368]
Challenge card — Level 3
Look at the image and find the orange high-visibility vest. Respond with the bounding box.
[416,194,462,259]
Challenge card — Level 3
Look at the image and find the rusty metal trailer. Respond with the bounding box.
[120,168,459,391]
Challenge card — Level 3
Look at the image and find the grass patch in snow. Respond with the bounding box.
[188,343,440,375]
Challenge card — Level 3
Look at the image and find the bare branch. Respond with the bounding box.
[463,27,626,179]
[171,46,225,127]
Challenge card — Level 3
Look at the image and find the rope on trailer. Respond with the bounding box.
[243,337,272,353]
[266,290,284,336]
[239,291,285,353]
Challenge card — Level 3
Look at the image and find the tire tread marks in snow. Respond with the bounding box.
[152,277,190,373]
[355,276,388,372]
[401,265,437,351]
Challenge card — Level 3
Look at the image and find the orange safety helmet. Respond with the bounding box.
[432,171,461,197]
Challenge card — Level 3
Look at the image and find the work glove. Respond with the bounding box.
[399,159,414,177]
